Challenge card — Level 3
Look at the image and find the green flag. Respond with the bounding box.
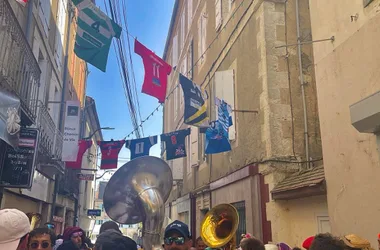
[72,0,122,72]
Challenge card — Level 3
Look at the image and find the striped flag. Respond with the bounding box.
[15,0,28,6]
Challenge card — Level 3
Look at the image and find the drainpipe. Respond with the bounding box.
[25,0,34,44]
[51,1,73,222]
[295,0,310,167]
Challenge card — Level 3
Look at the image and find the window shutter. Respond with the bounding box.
[172,34,178,67]
[190,127,199,166]
[55,0,67,72]
[181,13,185,50]
[188,41,193,79]
[174,84,179,119]
[172,158,184,180]
[214,70,236,140]
[215,0,222,31]
[188,0,193,30]
[38,0,51,36]
[198,16,202,63]
[200,13,207,63]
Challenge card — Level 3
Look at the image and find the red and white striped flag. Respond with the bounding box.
[15,0,28,6]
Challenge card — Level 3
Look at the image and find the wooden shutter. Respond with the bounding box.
[55,0,67,72]
[214,70,236,140]
[38,0,51,36]
[172,34,178,67]
[187,40,193,79]
[181,12,185,50]
[190,127,199,167]
[188,0,193,30]
[172,158,184,180]
[201,12,207,63]
[215,0,222,31]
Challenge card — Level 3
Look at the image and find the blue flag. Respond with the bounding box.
[200,98,233,154]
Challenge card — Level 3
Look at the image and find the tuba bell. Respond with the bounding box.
[26,213,42,231]
[200,203,239,249]
[103,156,173,250]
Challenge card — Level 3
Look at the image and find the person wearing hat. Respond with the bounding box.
[302,236,314,250]
[342,234,375,250]
[0,208,31,250]
[163,220,192,250]
[94,229,137,250]
[309,233,345,250]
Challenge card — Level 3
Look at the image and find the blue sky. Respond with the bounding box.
[87,0,174,173]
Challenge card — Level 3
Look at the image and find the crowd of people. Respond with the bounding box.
[1,208,379,250]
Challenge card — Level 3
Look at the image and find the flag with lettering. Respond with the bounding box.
[135,39,172,103]
[72,0,122,72]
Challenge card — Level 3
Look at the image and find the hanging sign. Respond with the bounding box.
[87,209,101,217]
[62,101,81,162]
[77,173,94,181]
[0,128,38,188]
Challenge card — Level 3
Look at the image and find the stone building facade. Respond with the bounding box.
[162,0,327,246]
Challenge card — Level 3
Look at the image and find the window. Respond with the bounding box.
[317,216,331,233]
[172,35,178,67]
[215,0,222,31]
[231,201,246,245]
[214,70,236,140]
[38,0,52,36]
[188,0,193,30]
[198,11,207,65]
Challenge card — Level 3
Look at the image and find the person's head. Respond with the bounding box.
[56,235,63,240]
[99,221,121,234]
[95,229,137,250]
[0,209,30,250]
[63,227,84,248]
[277,243,292,250]
[240,238,265,250]
[27,228,56,250]
[164,220,192,250]
[293,248,302,250]
[303,236,315,250]
[195,237,206,250]
[310,233,346,250]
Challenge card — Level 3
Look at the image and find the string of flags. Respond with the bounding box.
[62,0,240,170]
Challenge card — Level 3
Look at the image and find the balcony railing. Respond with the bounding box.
[37,103,63,161]
[0,0,40,124]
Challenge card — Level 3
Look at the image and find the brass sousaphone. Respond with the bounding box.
[26,213,42,231]
[103,156,173,250]
[200,203,239,249]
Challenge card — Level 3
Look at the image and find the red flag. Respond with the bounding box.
[66,140,92,169]
[98,140,125,169]
[16,0,28,6]
[134,39,172,103]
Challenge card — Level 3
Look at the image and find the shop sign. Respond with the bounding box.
[87,209,101,217]
[0,128,38,188]
[77,173,94,181]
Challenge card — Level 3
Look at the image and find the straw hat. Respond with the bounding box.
[342,234,374,250]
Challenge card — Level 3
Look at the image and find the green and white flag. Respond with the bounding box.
[72,0,122,72]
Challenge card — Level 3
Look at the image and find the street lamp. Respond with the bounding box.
[84,127,114,140]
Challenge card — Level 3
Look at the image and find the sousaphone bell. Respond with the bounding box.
[103,156,173,250]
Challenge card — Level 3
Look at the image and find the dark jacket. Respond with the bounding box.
[56,241,80,250]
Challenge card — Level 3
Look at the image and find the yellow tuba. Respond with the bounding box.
[200,204,239,249]
[26,213,42,231]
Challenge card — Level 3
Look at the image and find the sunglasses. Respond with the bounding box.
[164,237,185,245]
[71,232,83,238]
[30,242,51,249]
